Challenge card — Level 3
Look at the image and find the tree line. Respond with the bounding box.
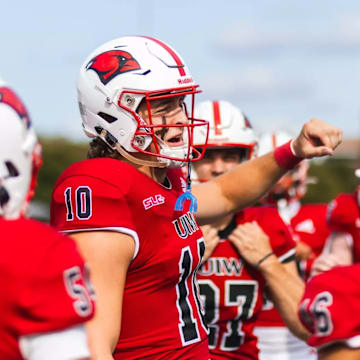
[34,137,360,209]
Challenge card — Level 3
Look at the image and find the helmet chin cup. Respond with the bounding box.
[159,146,188,168]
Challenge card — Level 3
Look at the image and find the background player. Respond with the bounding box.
[50,35,341,359]
[193,100,305,359]
[254,131,331,360]
[0,77,95,359]
[298,264,360,360]
[257,131,331,279]
[310,174,359,275]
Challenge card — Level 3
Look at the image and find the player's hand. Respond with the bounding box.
[295,241,314,261]
[201,225,220,263]
[292,118,342,158]
[228,221,273,267]
[310,253,345,276]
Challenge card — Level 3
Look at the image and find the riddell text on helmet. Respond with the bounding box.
[178,77,194,85]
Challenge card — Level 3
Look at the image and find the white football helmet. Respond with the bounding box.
[77,35,208,168]
[258,131,309,203]
[0,78,42,219]
[193,100,258,159]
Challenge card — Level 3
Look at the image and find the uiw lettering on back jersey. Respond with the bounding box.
[197,206,295,360]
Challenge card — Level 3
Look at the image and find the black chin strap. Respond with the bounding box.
[0,186,9,207]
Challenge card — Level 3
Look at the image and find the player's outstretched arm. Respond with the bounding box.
[228,222,310,341]
[318,343,360,360]
[291,118,341,158]
[71,231,134,360]
[194,119,342,225]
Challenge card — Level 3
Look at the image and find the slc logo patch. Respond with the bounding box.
[143,195,165,210]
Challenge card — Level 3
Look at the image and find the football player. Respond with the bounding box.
[50,35,341,359]
[193,100,308,360]
[254,131,332,360]
[0,78,95,359]
[257,132,331,280]
[310,179,359,276]
[298,264,360,360]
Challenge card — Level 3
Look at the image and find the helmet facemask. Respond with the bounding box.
[126,89,208,168]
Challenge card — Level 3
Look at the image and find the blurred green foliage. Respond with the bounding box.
[34,137,88,204]
[303,157,359,204]
[34,137,360,207]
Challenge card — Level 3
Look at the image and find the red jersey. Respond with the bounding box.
[50,158,209,360]
[291,203,331,280]
[0,217,94,360]
[197,206,296,360]
[256,202,330,328]
[327,187,360,262]
[298,264,360,349]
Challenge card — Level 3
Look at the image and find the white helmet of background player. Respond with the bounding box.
[0,78,42,219]
[258,131,309,203]
[77,35,209,168]
[193,100,258,158]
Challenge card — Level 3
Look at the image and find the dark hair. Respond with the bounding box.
[87,137,122,160]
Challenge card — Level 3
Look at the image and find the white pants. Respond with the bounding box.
[254,327,317,360]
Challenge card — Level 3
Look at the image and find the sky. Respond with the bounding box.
[1,0,360,142]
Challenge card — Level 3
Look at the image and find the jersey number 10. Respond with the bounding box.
[64,186,92,221]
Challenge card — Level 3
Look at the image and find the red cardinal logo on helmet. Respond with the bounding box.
[86,50,141,85]
[0,87,31,128]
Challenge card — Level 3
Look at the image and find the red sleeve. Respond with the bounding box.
[327,194,359,232]
[51,175,136,234]
[16,226,95,335]
[237,207,296,262]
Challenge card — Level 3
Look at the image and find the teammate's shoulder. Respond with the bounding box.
[241,205,282,222]
[236,206,288,233]
[238,205,273,217]
[4,217,68,242]
[300,203,328,212]
[57,158,134,178]
[332,193,356,208]
[327,192,359,227]
[297,203,328,221]
[0,216,48,234]
[0,217,73,262]
[309,264,360,288]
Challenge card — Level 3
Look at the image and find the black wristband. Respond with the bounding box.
[255,252,274,268]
